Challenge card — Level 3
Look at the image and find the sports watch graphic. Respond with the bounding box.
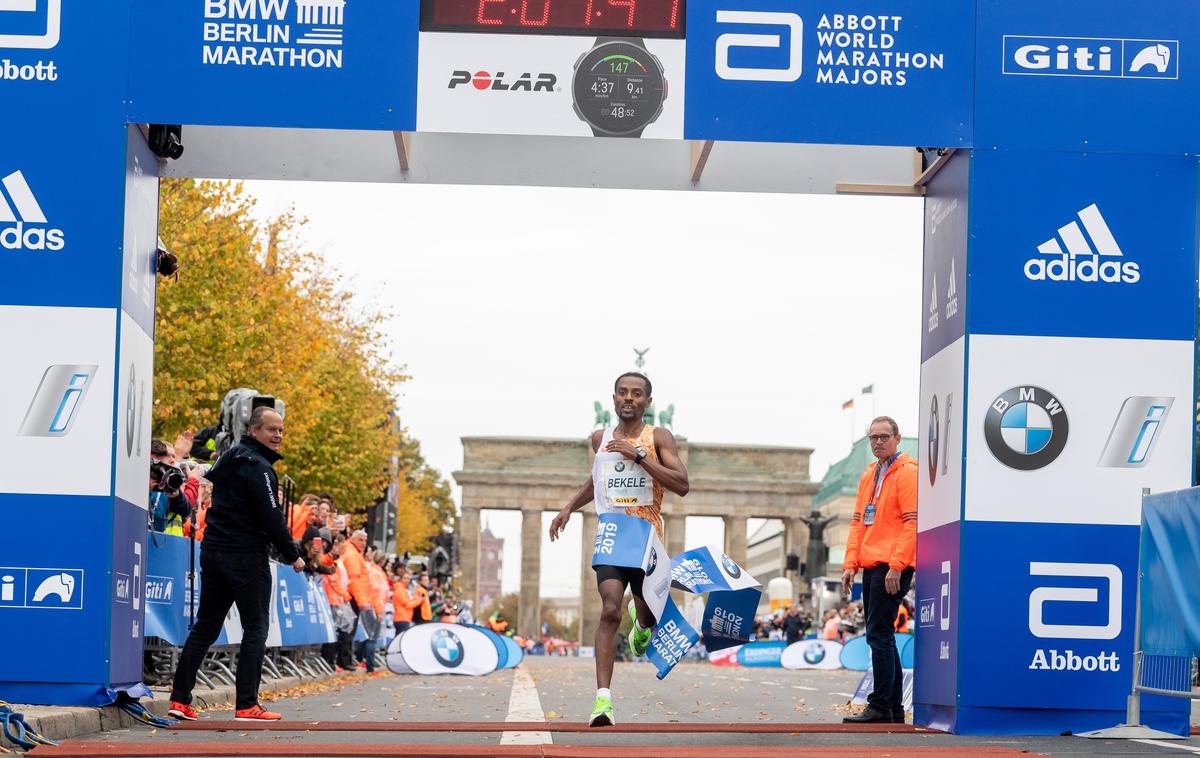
[572,38,667,138]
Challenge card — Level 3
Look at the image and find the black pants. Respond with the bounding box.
[335,618,356,669]
[861,563,914,715]
[170,549,272,710]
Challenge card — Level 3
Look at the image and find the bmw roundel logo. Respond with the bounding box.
[125,363,137,458]
[803,642,826,665]
[646,547,658,574]
[720,553,741,579]
[928,394,939,486]
[984,386,1069,471]
[430,628,465,668]
[614,461,626,472]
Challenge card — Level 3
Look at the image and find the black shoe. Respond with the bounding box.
[892,713,906,724]
[843,706,894,724]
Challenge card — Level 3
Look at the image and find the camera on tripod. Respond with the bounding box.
[214,388,286,457]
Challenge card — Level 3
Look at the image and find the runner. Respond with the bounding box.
[548,372,690,727]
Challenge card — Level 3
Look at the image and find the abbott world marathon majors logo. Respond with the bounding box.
[984,386,1068,471]
[430,628,465,668]
[202,0,346,69]
[1024,203,1139,285]
[0,0,61,83]
[0,170,64,251]
[1027,562,1122,673]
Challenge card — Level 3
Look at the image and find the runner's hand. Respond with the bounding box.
[549,508,571,542]
[603,440,638,460]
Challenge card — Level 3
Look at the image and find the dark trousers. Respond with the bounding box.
[336,620,356,669]
[170,549,272,710]
[320,642,338,668]
[861,563,914,715]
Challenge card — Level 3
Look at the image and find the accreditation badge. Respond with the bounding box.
[602,459,653,508]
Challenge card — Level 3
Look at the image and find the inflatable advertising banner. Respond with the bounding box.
[781,639,844,670]
[708,646,741,666]
[736,640,786,667]
[386,623,501,676]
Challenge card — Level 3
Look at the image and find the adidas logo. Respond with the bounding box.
[0,170,64,251]
[1024,203,1139,284]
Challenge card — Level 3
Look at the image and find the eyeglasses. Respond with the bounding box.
[868,434,894,443]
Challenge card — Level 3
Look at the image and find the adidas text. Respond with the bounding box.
[1024,255,1140,284]
[0,59,58,82]
[1028,648,1120,672]
[1,222,65,251]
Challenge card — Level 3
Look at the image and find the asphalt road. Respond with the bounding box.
[67,656,1200,757]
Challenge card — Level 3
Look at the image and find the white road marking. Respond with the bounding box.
[501,666,552,745]
[832,692,855,698]
[1133,739,1200,754]
[792,685,818,691]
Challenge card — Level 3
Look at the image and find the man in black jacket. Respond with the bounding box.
[168,407,303,722]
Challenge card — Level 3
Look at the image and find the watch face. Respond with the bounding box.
[572,41,666,137]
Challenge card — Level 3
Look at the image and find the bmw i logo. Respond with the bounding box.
[928,395,939,486]
[646,547,658,574]
[614,461,626,472]
[803,642,826,665]
[984,386,1069,471]
[720,554,741,579]
[430,628,465,668]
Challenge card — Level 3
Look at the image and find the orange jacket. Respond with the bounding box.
[366,562,389,615]
[288,503,313,541]
[895,603,910,633]
[844,453,918,573]
[392,581,421,623]
[341,542,373,608]
[322,556,350,607]
[412,584,432,622]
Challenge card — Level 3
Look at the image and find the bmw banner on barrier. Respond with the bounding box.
[781,639,844,670]
[387,623,501,676]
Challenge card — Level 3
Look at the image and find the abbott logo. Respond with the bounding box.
[0,0,61,50]
[715,11,803,82]
[1028,562,1121,640]
[1025,203,1138,284]
[0,170,64,251]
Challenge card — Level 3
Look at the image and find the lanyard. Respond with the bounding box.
[870,453,900,504]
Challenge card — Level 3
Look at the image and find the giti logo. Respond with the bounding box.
[1003,36,1178,80]
[1025,203,1138,285]
[0,170,64,251]
[448,70,557,92]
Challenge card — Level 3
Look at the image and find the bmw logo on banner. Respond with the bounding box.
[431,628,465,669]
[387,623,500,676]
[781,638,844,670]
[720,554,742,579]
[984,386,1068,471]
[928,394,940,485]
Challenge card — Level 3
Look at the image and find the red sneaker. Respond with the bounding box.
[168,701,199,721]
[234,705,282,722]
[357,661,367,669]
[334,666,345,672]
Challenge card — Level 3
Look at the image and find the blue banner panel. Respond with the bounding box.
[974,0,1200,154]
[1140,488,1200,657]
[735,640,786,667]
[956,520,1187,735]
[129,0,418,130]
[920,150,967,362]
[913,519,958,711]
[967,150,1199,341]
[647,598,701,679]
[0,493,116,706]
[683,0,974,146]
[108,498,148,690]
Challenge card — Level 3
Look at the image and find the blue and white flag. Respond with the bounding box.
[671,545,762,655]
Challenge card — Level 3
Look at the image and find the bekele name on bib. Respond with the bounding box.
[602,459,652,507]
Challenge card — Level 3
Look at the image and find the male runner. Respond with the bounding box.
[549,372,690,727]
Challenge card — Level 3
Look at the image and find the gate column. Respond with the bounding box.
[519,507,542,639]
[457,506,481,609]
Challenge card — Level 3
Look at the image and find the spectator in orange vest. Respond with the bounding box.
[392,569,421,633]
[413,572,432,624]
[894,601,911,634]
[288,494,320,541]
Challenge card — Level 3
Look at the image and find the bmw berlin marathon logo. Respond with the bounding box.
[430,628,465,668]
[720,554,741,579]
[984,387,1069,471]
[646,547,658,575]
[928,395,940,485]
[803,643,827,665]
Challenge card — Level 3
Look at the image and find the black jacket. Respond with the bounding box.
[201,435,301,563]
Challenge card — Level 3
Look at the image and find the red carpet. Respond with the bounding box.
[171,720,938,734]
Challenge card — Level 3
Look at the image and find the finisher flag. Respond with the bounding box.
[592,513,762,678]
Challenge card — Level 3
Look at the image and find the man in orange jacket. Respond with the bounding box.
[392,569,421,633]
[841,416,917,724]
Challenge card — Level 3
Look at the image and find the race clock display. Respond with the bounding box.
[421,0,685,38]
[572,38,666,137]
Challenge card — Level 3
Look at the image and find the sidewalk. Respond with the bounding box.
[1,675,316,750]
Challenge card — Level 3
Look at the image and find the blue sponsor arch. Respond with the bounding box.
[0,0,1196,737]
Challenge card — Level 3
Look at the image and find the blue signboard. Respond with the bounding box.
[913,520,959,716]
[967,150,1199,341]
[684,0,974,146]
[920,150,968,362]
[955,520,1187,735]
[129,0,419,130]
[974,0,1200,154]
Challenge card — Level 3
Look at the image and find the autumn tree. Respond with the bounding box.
[155,179,452,547]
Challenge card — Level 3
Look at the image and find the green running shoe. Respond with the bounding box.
[589,694,615,727]
[628,600,652,658]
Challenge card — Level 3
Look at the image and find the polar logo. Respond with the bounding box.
[715,11,803,82]
[1028,562,1121,640]
[0,0,62,50]
[0,170,64,251]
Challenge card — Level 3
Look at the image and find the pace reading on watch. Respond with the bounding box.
[572,41,666,137]
[420,0,685,38]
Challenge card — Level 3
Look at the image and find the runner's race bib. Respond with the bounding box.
[602,459,653,508]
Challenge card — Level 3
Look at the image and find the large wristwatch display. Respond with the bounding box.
[572,37,667,138]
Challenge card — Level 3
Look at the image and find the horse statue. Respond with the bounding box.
[658,403,675,430]
[593,401,612,429]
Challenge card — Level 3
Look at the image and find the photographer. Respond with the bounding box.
[150,439,198,536]
[167,407,303,723]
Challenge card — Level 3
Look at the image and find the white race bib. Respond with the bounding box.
[601,459,653,508]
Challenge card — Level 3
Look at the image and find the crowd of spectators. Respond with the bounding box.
[750,596,913,644]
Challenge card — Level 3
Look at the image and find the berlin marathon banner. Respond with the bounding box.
[592,513,762,678]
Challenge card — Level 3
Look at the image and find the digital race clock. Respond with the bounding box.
[420,0,685,38]
[572,38,667,137]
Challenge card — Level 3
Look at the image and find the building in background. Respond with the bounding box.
[811,435,918,576]
[477,525,504,610]
[746,519,785,585]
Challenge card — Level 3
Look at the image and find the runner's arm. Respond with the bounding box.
[550,430,603,540]
[642,427,689,496]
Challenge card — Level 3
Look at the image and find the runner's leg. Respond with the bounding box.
[595,576,629,689]
[627,571,656,629]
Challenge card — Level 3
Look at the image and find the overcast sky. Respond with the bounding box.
[244,180,924,597]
